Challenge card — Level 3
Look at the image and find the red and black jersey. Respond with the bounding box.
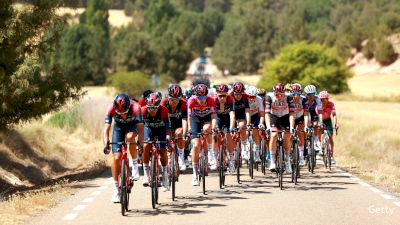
[105,100,143,124]
[160,98,188,120]
[141,105,170,129]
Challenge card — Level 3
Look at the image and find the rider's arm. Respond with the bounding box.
[103,105,114,145]
[181,100,188,135]
[257,96,265,126]
[332,102,338,128]
[187,98,193,132]
[303,98,310,127]
[316,97,323,124]
[265,95,272,128]
[288,96,295,129]
[210,97,217,130]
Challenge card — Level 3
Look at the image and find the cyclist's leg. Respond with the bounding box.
[142,126,153,186]
[174,127,186,170]
[156,128,169,191]
[111,124,124,201]
[125,124,139,180]
[324,119,335,160]
[280,115,292,173]
[190,116,202,185]
[269,114,279,170]
[296,118,306,165]
[237,119,248,160]
[251,114,261,161]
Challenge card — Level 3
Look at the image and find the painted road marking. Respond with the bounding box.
[341,173,352,177]
[82,197,94,203]
[394,201,400,207]
[381,194,395,200]
[73,205,88,211]
[350,177,360,181]
[359,182,370,187]
[97,186,108,190]
[370,187,382,193]
[62,213,77,221]
[91,191,102,196]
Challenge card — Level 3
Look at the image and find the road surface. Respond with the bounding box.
[28,162,400,225]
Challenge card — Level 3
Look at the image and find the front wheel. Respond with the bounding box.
[151,155,157,209]
[200,153,206,195]
[171,151,176,201]
[120,160,128,215]
[235,142,241,184]
[219,145,224,189]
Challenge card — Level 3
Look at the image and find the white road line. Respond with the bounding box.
[381,194,395,200]
[370,187,382,193]
[82,197,94,203]
[358,182,370,187]
[73,205,88,211]
[341,173,352,177]
[394,201,400,207]
[62,213,77,221]
[97,186,108,190]
[350,177,360,181]
[91,191,102,196]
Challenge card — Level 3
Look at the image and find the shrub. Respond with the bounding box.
[375,38,397,65]
[107,71,152,99]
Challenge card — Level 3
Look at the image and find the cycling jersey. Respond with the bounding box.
[105,100,143,153]
[265,92,295,117]
[292,95,308,119]
[228,93,249,120]
[187,96,216,118]
[138,97,146,107]
[160,98,188,130]
[321,101,336,120]
[305,95,323,122]
[141,105,170,148]
[249,96,264,116]
[214,95,235,129]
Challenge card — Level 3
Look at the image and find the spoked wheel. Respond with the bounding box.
[261,139,266,175]
[120,160,128,216]
[171,151,176,201]
[327,143,332,171]
[201,153,206,195]
[278,146,284,190]
[292,143,299,185]
[219,146,224,189]
[151,155,157,209]
[235,143,241,184]
[249,140,254,179]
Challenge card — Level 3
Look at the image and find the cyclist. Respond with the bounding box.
[138,89,153,107]
[184,88,193,101]
[103,94,144,202]
[188,84,217,186]
[265,83,295,173]
[285,83,292,96]
[212,84,236,173]
[290,83,309,166]
[161,84,188,171]
[318,91,338,164]
[228,82,251,161]
[246,86,265,163]
[141,93,170,192]
[303,85,323,154]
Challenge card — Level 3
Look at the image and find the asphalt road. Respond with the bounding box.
[27,162,400,225]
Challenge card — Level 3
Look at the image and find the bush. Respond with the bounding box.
[259,42,353,94]
[363,39,375,60]
[46,107,82,131]
[107,71,152,99]
[375,39,397,65]
[124,0,134,16]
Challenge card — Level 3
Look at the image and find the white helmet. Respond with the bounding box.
[304,85,317,94]
[245,86,257,96]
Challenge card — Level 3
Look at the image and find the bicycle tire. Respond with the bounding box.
[236,142,241,184]
[121,160,127,215]
[327,141,332,171]
[171,151,176,201]
[278,145,283,190]
[219,145,224,189]
[310,137,315,174]
[293,143,299,185]
[249,138,254,179]
[201,153,206,195]
[151,155,157,209]
[261,139,266,175]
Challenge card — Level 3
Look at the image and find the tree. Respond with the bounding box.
[107,71,152,99]
[375,38,397,65]
[259,42,353,94]
[0,0,83,128]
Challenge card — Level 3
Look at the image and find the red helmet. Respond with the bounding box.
[114,93,131,114]
[233,82,244,93]
[291,83,302,93]
[195,84,208,96]
[273,83,285,94]
[216,84,228,94]
[319,91,329,99]
[146,93,161,107]
[168,84,182,98]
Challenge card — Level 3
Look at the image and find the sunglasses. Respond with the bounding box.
[198,96,207,100]
[292,93,301,97]
[218,95,226,98]
[168,97,180,101]
[147,106,159,110]
[234,92,242,96]
[307,93,316,97]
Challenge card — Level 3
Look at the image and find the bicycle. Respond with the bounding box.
[167,135,182,201]
[192,130,213,195]
[268,130,285,190]
[246,126,256,180]
[104,141,136,216]
[144,139,167,209]
[232,128,243,184]
[259,128,267,175]
[214,127,228,189]
[291,129,300,185]
[321,125,338,171]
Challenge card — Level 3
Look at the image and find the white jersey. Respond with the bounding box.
[292,95,308,119]
[265,92,294,118]
[249,96,264,116]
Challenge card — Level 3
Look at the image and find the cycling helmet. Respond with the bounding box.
[273,83,285,94]
[285,83,292,90]
[291,83,302,93]
[216,84,229,94]
[245,86,257,96]
[195,84,208,96]
[146,93,161,107]
[233,82,245,93]
[168,84,182,98]
[143,89,153,99]
[185,88,193,98]
[114,93,131,114]
[304,85,317,95]
[318,90,329,99]
[257,88,266,97]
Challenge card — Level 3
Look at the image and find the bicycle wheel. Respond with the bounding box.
[120,160,127,216]
[293,142,299,185]
[236,142,241,184]
[261,139,266,175]
[278,145,283,190]
[151,155,157,209]
[249,140,254,179]
[171,151,176,201]
[309,137,315,174]
[219,145,224,189]
[327,141,332,171]
[201,153,206,195]
[322,136,328,169]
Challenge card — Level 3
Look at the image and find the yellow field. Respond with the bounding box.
[335,100,400,194]
[348,74,400,97]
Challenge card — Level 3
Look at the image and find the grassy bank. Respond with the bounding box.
[335,100,400,194]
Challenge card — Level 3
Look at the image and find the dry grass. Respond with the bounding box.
[0,179,73,225]
[348,74,400,97]
[334,100,400,194]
